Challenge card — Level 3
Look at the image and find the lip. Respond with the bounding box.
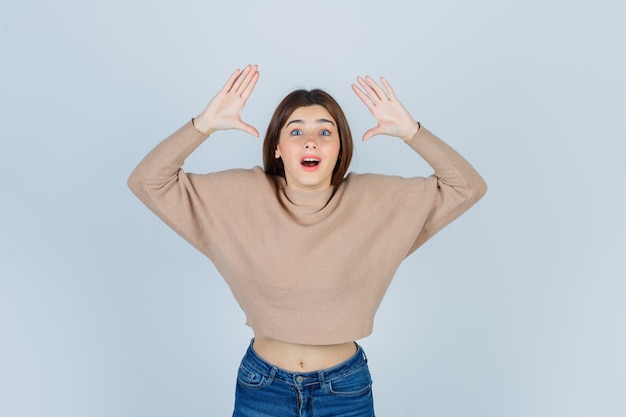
[300,155,321,172]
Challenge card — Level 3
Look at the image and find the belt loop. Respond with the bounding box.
[318,370,327,391]
[267,367,277,384]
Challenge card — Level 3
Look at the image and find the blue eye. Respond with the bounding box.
[290,129,302,136]
[320,129,331,136]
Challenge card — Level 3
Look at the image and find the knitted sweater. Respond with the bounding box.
[128,121,487,345]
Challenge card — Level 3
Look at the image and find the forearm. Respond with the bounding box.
[401,125,487,253]
[127,120,209,202]
[405,125,487,202]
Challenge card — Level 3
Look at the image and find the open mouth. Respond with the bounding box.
[301,157,321,168]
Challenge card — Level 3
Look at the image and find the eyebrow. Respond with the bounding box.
[286,118,335,127]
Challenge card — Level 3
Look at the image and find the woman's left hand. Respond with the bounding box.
[352,76,420,142]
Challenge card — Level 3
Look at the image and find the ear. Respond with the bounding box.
[275,145,281,159]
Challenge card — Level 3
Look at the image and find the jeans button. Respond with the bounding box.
[296,376,304,383]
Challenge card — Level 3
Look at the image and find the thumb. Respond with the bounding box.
[362,126,384,142]
[238,121,259,138]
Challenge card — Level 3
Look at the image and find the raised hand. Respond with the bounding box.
[194,65,260,137]
[352,76,420,142]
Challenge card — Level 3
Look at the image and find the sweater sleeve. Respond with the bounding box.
[127,120,215,250]
[404,125,487,254]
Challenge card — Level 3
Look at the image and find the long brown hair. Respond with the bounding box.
[263,89,353,187]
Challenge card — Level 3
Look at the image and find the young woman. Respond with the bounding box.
[128,64,487,417]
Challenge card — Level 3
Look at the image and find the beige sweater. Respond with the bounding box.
[128,121,487,345]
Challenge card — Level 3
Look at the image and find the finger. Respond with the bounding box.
[357,76,387,103]
[362,126,384,142]
[237,121,260,137]
[364,76,389,101]
[351,83,375,109]
[356,76,378,102]
[222,68,242,93]
[240,66,259,100]
[231,64,253,93]
[237,64,258,95]
[380,77,396,100]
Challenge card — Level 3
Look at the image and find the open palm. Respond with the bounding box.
[195,65,260,137]
[352,76,419,142]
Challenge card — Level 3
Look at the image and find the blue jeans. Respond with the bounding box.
[232,340,375,417]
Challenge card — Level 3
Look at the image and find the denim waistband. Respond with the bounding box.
[241,339,368,387]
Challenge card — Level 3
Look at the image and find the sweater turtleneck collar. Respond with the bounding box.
[283,185,335,209]
[275,176,337,220]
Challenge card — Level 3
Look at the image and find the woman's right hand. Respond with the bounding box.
[194,65,260,137]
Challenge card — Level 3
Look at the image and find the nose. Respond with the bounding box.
[304,136,318,149]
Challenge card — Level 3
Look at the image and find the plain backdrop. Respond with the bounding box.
[1,0,624,416]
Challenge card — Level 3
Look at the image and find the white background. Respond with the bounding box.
[1,0,624,416]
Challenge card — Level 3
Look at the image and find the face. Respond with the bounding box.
[275,105,341,192]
